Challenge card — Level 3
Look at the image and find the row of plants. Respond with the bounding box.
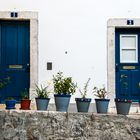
[52,72,132,115]
[1,72,132,115]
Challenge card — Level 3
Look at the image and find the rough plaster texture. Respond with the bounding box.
[0,110,140,140]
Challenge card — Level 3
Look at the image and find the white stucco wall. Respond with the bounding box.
[0,0,140,103]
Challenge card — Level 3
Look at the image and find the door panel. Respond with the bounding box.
[5,24,18,64]
[0,21,30,103]
[115,28,140,100]
[131,70,140,97]
[116,70,131,99]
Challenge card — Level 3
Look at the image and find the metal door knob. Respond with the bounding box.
[139,83,140,89]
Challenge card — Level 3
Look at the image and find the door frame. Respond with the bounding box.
[107,18,140,108]
[0,11,38,99]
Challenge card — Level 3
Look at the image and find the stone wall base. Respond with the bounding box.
[0,110,140,140]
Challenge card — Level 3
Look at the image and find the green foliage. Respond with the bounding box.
[6,97,15,100]
[79,78,90,98]
[53,72,77,95]
[21,89,29,99]
[0,77,10,89]
[93,86,107,99]
[34,84,50,98]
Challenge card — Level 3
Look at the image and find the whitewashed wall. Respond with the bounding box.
[0,0,140,103]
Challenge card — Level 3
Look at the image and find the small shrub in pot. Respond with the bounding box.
[53,72,77,112]
[5,97,16,110]
[20,89,31,110]
[35,84,50,110]
[75,78,91,112]
[93,86,110,113]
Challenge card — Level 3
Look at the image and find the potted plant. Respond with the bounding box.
[53,72,77,112]
[93,86,110,113]
[5,97,16,109]
[20,89,31,110]
[75,78,91,112]
[115,98,132,115]
[35,84,50,110]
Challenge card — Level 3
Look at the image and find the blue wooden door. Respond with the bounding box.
[115,28,140,101]
[0,21,30,103]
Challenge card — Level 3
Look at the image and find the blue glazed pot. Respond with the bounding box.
[75,98,91,112]
[95,99,110,114]
[54,94,71,112]
[115,99,132,115]
[5,100,16,109]
[36,98,50,111]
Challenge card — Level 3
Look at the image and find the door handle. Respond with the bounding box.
[139,82,140,89]
[116,64,119,72]
[25,64,30,72]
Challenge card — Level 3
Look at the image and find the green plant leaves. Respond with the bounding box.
[34,84,50,98]
[53,72,77,95]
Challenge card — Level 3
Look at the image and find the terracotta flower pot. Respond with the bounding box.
[20,99,31,110]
